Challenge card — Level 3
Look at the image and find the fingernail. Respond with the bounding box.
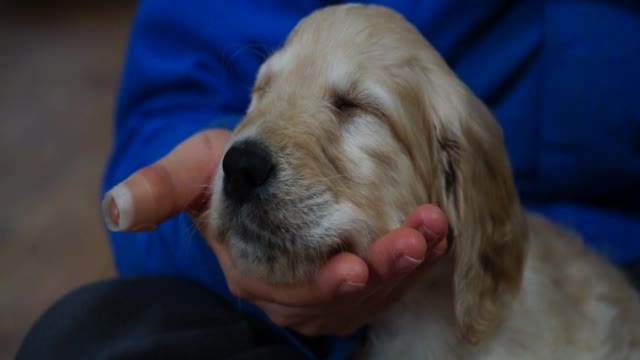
[394,255,423,274]
[101,183,134,231]
[418,226,442,247]
[338,281,366,295]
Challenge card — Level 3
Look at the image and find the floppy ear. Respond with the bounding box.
[427,78,527,344]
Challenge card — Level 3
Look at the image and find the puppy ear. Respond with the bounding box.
[431,86,527,344]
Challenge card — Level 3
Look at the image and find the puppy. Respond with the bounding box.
[210,4,640,359]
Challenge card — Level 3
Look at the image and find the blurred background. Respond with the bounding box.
[0,1,135,357]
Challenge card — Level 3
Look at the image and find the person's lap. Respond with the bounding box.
[16,276,306,360]
[623,260,640,290]
[17,262,640,360]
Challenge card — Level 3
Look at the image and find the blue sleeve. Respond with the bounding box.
[408,0,640,264]
[528,1,640,263]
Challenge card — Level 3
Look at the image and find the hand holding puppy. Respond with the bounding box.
[102,129,449,336]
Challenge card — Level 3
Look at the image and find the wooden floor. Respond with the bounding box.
[0,3,135,357]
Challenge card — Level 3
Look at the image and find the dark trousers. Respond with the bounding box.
[624,261,640,290]
[17,277,306,360]
[17,265,640,360]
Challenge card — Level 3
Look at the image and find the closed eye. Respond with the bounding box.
[332,94,359,113]
[330,88,385,121]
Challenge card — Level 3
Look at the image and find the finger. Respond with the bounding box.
[366,227,428,281]
[228,252,369,306]
[402,204,449,265]
[402,204,449,245]
[101,129,231,231]
[366,204,448,280]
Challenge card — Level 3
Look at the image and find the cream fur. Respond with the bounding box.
[210,4,640,359]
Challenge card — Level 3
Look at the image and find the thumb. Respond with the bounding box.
[101,129,231,231]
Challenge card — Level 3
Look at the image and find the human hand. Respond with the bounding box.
[102,129,449,336]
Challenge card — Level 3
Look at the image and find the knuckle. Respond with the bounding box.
[194,131,214,153]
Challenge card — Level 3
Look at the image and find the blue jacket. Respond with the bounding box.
[103,1,640,359]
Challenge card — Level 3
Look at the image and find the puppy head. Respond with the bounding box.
[210,4,526,343]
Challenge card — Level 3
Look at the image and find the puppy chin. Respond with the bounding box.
[224,231,334,285]
[212,190,377,284]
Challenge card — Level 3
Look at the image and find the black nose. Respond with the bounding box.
[222,140,275,203]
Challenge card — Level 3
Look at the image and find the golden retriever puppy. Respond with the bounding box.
[209,4,640,359]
